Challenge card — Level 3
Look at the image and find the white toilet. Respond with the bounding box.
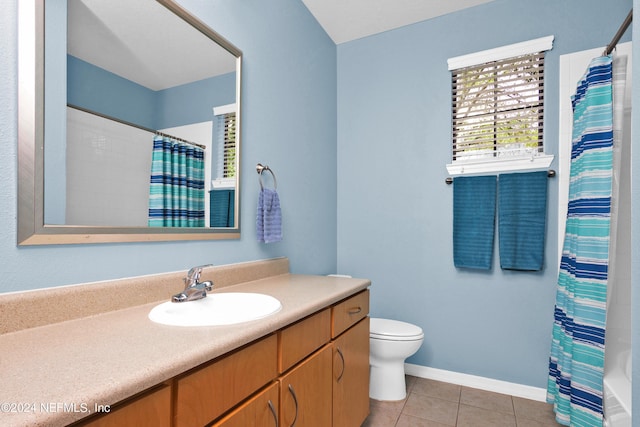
[369,317,424,401]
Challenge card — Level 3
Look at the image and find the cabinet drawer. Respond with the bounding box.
[278,308,330,373]
[332,290,369,338]
[78,385,171,427]
[175,334,277,427]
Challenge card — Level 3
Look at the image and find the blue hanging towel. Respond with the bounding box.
[256,188,282,243]
[453,175,497,270]
[498,171,548,271]
[210,189,235,227]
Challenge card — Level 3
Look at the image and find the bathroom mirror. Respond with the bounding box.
[18,0,242,245]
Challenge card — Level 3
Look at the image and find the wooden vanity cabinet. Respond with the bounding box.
[73,290,369,427]
[276,290,370,427]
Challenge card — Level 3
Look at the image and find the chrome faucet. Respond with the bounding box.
[171,264,214,303]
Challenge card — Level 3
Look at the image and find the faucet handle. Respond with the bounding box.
[185,264,213,287]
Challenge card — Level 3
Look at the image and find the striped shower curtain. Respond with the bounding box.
[148,136,205,227]
[547,56,613,426]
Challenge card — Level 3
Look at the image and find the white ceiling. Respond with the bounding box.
[68,0,495,90]
[302,0,496,44]
[67,0,237,91]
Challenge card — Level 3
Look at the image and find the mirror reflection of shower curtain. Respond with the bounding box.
[148,136,205,227]
[547,55,614,426]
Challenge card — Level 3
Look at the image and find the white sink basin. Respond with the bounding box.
[148,292,282,326]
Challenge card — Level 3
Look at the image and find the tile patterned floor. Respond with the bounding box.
[363,376,562,427]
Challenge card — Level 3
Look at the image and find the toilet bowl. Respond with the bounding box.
[369,317,424,401]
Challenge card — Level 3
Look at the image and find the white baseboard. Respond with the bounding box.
[404,363,548,402]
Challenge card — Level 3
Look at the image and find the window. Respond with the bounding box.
[218,111,237,178]
[446,36,554,175]
[213,104,237,185]
[452,53,544,160]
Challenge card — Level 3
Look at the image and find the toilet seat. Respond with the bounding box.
[370,317,424,341]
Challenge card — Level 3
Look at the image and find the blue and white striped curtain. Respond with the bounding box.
[148,135,205,227]
[547,56,613,426]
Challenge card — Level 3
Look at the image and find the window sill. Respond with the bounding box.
[446,154,554,177]
[211,178,236,189]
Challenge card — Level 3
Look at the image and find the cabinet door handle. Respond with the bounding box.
[348,307,362,315]
[288,384,299,427]
[336,347,345,383]
[268,399,279,427]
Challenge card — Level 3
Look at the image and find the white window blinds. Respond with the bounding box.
[217,112,237,178]
[452,52,544,161]
[213,103,237,182]
[446,36,554,175]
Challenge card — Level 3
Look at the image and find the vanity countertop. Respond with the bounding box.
[0,273,370,427]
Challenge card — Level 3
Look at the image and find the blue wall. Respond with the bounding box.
[67,55,237,129]
[336,0,632,389]
[67,55,158,129]
[157,72,236,129]
[0,0,337,292]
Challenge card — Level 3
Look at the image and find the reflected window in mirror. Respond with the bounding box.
[211,104,237,228]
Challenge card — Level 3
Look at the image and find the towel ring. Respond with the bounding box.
[256,163,277,190]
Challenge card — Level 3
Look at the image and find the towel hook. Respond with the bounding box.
[256,163,277,190]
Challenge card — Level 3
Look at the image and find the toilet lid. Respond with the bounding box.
[370,317,424,340]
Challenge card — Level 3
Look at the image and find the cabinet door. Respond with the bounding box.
[279,345,332,427]
[332,318,370,427]
[212,382,279,427]
[79,385,171,427]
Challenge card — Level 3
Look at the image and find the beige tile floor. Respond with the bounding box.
[363,376,562,427]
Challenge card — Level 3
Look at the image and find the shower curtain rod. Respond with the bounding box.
[604,9,633,55]
[67,104,206,150]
